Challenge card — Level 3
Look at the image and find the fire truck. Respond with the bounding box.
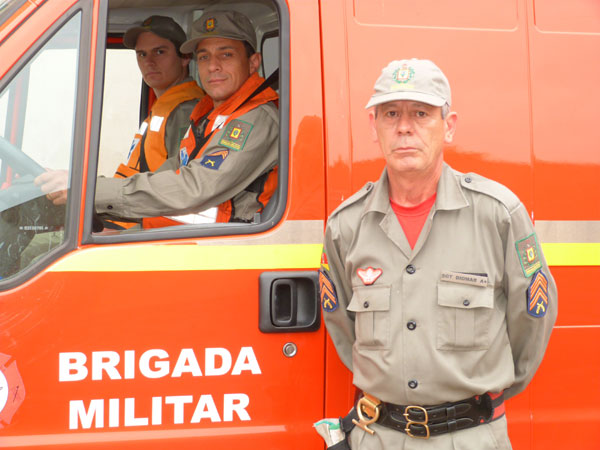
[0,0,598,448]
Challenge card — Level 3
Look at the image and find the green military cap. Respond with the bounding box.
[123,15,187,50]
[180,10,257,54]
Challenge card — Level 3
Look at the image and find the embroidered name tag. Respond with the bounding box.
[440,271,488,287]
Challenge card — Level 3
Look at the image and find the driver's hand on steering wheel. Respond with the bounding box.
[35,170,69,206]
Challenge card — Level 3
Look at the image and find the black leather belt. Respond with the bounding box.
[345,392,505,439]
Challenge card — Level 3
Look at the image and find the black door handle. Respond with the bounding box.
[259,271,320,333]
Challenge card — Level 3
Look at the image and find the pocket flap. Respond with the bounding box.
[437,282,493,309]
[348,285,391,312]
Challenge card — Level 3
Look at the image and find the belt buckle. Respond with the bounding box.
[404,405,430,439]
[352,395,381,435]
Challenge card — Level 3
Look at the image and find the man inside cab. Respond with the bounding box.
[36,9,279,226]
[114,15,204,180]
[18,14,205,268]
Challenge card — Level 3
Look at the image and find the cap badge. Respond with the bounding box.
[142,17,152,28]
[393,64,415,84]
[357,267,382,285]
[204,17,216,32]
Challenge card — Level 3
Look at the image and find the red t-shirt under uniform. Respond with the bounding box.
[390,193,437,249]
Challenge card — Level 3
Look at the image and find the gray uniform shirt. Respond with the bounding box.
[95,102,278,221]
[322,163,557,448]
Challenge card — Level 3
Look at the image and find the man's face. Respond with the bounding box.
[370,100,457,178]
[195,37,261,107]
[135,31,189,97]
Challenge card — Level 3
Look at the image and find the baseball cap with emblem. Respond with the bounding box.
[123,15,187,51]
[180,10,257,54]
[365,59,451,109]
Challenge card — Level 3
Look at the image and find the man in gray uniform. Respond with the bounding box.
[320,59,557,449]
[37,10,278,226]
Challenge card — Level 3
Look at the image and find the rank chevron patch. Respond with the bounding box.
[319,268,338,312]
[527,270,549,318]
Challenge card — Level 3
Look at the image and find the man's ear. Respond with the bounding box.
[368,109,379,143]
[249,52,262,75]
[444,111,458,143]
[181,54,192,73]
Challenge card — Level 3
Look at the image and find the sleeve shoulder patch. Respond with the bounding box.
[516,233,543,277]
[219,119,253,151]
[461,172,521,213]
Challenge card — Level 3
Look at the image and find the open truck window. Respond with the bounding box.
[0,12,82,279]
[0,0,288,281]
[90,0,286,244]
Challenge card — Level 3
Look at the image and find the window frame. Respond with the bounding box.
[82,0,290,245]
[0,2,92,290]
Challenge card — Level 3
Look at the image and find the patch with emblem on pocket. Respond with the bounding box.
[516,233,542,277]
[219,119,253,151]
[357,267,382,285]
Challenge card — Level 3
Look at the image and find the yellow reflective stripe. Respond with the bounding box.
[49,241,598,272]
[541,243,600,267]
[49,244,323,272]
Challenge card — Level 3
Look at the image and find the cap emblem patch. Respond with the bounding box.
[393,64,415,84]
[204,18,217,32]
[357,267,382,285]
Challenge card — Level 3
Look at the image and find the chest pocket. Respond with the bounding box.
[436,282,494,350]
[347,285,391,349]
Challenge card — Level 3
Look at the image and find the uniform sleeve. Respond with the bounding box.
[94,104,278,218]
[321,214,356,371]
[163,100,196,159]
[503,202,558,399]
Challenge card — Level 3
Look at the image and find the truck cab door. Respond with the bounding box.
[0,1,330,449]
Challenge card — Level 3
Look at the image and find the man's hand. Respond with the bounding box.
[35,170,69,205]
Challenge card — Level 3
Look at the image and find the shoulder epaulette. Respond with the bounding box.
[329,181,375,220]
[460,172,521,213]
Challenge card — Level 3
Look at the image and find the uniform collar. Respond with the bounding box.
[362,162,469,217]
[434,163,470,211]
[189,72,276,123]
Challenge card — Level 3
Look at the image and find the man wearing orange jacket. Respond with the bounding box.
[36,10,278,227]
[19,14,205,264]
[114,15,205,179]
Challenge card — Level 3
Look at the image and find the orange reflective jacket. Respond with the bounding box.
[114,80,204,178]
[142,73,278,228]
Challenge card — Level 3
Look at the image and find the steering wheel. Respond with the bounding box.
[0,137,62,277]
[0,136,48,213]
[0,135,46,177]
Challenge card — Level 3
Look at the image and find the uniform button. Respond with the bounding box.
[406,264,416,274]
[407,321,417,330]
[107,205,113,210]
[465,176,472,183]
[408,380,418,389]
[463,299,470,307]
[363,301,369,308]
